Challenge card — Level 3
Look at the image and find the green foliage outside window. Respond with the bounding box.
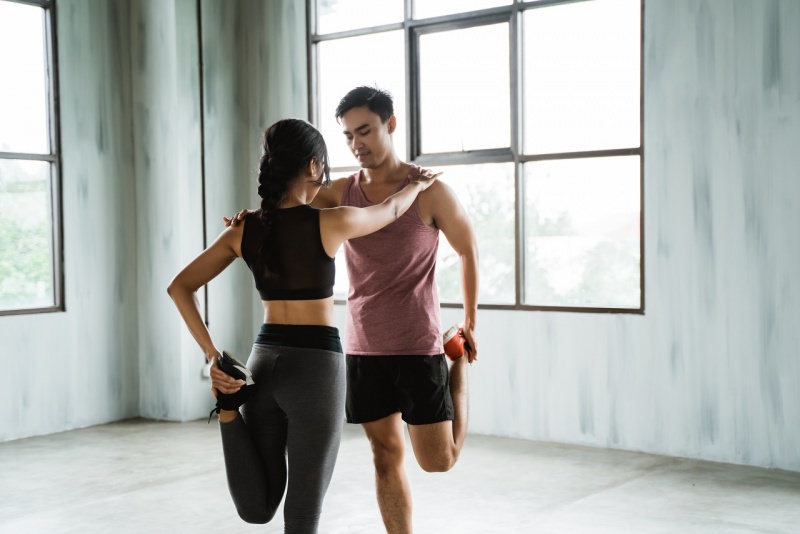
[0,163,53,310]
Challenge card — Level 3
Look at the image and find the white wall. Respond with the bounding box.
[463,0,800,472]
[0,0,139,441]
[130,0,211,420]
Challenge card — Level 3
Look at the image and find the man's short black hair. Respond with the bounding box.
[335,86,394,123]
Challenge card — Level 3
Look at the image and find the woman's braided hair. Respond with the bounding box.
[257,119,330,215]
[254,119,330,276]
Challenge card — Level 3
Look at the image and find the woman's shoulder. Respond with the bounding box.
[240,209,266,229]
[237,210,264,241]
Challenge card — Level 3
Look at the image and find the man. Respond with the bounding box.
[315,86,479,533]
[228,86,479,533]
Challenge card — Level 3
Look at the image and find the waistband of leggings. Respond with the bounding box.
[255,323,342,352]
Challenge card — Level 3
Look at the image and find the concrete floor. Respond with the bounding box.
[1,419,799,533]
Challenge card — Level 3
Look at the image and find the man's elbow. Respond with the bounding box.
[459,242,479,262]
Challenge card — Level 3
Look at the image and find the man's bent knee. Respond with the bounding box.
[408,421,461,472]
[417,449,458,473]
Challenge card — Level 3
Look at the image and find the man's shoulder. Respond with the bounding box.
[410,174,446,204]
[315,175,354,208]
[416,175,459,227]
[331,174,355,188]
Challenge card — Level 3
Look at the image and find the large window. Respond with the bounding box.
[310,0,642,312]
[0,0,62,315]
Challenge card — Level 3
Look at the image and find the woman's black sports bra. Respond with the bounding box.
[240,206,335,301]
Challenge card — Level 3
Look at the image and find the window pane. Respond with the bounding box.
[332,248,349,300]
[0,2,49,154]
[419,23,510,153]
[523,0,640,154]
[316,0,403,34]
[523,156,640,308]
[436,163,515,304]
[414,0,511,20]
[0,159,55,310]
[318,31,406,167]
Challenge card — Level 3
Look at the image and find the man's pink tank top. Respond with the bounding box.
[341,169,442,355]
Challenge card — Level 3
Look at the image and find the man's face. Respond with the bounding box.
[340,105,395,169]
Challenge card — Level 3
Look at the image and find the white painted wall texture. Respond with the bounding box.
[465,0,800,472]
[129,0,209,420]
[0,0,139,441]
[1,0,798,473]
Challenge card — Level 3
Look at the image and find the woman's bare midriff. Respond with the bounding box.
[262,297,336,327]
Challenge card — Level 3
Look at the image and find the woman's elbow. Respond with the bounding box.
[166,277,183,299]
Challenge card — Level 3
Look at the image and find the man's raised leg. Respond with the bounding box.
[407,355,468,472]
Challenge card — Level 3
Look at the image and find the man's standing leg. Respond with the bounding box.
[363,413,413,534]
[364,356,468,533]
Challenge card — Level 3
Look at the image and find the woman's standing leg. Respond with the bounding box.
[273,347,346,533]
[218,345,288,524]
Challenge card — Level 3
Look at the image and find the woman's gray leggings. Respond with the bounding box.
[219,325,345,533]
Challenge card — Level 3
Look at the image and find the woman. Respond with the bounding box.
[167,118,436,532]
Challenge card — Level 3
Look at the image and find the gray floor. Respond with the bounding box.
[1,419,799,533]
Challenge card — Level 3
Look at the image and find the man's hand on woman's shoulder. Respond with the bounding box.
[223,209,251,228]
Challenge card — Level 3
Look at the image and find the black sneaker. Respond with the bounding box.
[208,351,255,422]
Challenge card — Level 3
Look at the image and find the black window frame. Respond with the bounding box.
[0,0,63,316]
[308,0,644,314]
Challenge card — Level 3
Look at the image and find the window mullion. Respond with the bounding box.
[511,6,524,306]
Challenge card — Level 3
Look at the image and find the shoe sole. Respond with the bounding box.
[219,351,255,385]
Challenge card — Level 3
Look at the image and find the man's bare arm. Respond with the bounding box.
[424,181,480,362]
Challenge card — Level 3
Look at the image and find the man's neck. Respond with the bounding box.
[361,154,408,185]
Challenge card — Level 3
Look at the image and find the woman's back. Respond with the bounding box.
[239,207,337,327]
[241,207,334,300]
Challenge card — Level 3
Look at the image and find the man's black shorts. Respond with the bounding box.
[345,354,454,425]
